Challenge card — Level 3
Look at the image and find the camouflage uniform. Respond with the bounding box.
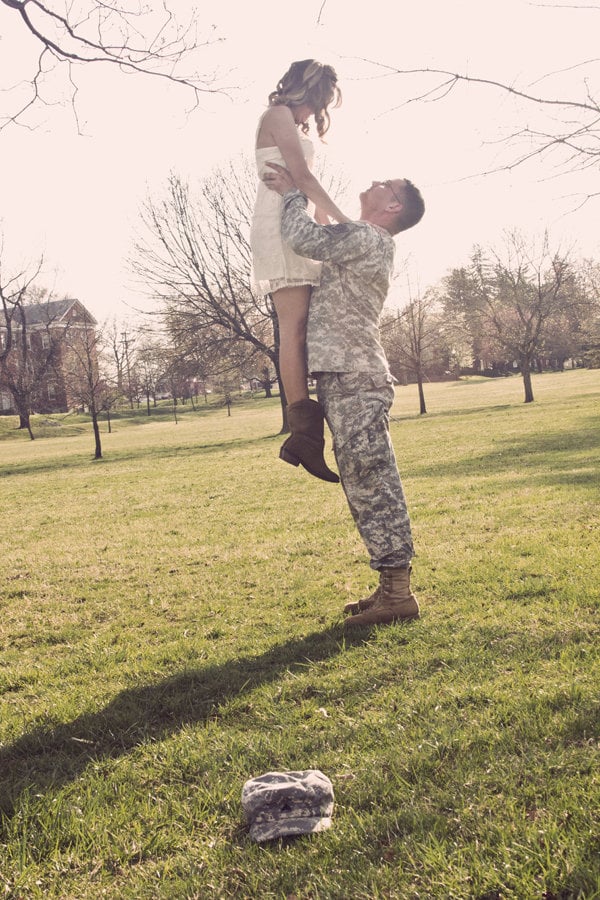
[281,190,414,570]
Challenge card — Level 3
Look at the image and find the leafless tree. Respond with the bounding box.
[0,280,63,438]
[132,155,348,430]
[0,248,42,364]
[0,0,226,130]
[131,158,286,428]
[62,314,108,458]
[105,317,136,404]
[381,291,448,414]
[134,338,165,413]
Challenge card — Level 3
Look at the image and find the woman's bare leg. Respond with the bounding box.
[272,285,311,405]
[271,285,339,483]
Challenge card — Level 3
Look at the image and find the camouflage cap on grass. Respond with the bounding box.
[241,770,334,842]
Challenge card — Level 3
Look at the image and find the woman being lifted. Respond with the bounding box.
[251,59,349,483]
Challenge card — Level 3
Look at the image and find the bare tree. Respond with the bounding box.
[162,315,235,399]
[440,232,581,402]
[134,338,165,413]
[0,0,226,130]
[381,291,448,415]
[0,248,42,362]
[105,317,136,404]
[0,284,64,438]
[132,155,348,430]
[62,314,108,458]
[131,159,286,428]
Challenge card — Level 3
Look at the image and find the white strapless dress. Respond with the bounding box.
[250,127,322,296]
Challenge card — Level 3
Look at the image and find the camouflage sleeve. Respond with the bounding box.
[281,190,375,263]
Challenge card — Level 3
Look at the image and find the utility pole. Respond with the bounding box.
[121,331,134,409]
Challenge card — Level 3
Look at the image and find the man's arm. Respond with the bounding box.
[263,162,376,264]
[281,191,373,264]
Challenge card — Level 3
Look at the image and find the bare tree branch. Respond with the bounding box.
[316,0,327,25]
[353,18,600,196]
[529,2,599,10]
[0,0,227,130]
[0,243,44,361]
[364,61,599,117]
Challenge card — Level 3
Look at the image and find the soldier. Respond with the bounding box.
[263,163,425,627]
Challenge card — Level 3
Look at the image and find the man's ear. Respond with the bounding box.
[383,200,403,222]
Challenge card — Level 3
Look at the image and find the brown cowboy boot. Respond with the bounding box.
[279,399,339,484]
[344,566,419,627]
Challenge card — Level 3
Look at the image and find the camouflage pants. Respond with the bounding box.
[316,372,414,570]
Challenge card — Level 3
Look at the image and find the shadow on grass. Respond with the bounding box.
[391,402,515,423]
[0,625,364,824]
[0,431,281,480]
[406,414,600,486]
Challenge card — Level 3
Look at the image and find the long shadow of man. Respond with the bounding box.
[1,625,362,825]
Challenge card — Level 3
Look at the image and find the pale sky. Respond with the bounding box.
[0,0,598,324]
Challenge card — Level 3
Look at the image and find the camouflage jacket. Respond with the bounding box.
[281,189,394,375]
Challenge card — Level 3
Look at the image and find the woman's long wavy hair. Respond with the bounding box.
[268,59,341,138]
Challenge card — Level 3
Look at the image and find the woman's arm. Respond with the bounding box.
[258,105,350,224]
[314,208,331,225]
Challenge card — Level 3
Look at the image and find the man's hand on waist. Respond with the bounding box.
[262,162,299,196]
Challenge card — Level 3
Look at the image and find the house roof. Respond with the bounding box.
[8,298,97,328]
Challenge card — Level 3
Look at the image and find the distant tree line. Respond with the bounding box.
[129,160,600,421]
[2,163,599,448]
[381,234,600,411]
[0,270,277,454]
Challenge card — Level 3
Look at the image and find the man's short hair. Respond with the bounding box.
[392,179,425,235]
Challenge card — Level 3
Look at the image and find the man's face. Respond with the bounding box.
[360,180,405,217]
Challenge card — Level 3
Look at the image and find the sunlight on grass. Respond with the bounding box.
[0,370,598,898]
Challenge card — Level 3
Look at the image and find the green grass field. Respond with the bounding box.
[1,370,599,899]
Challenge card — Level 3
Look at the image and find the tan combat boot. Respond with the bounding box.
[344,566,419,627]
[343,586,380,616]
[279,399,340,484]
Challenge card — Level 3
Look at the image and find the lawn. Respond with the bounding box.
[0,370,599,899]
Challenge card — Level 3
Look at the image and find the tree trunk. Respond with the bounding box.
[521,358,535,403]
[262,366,272,398]
[417,374,427,415]
[18,410,35,440]
[92,413,102,459]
